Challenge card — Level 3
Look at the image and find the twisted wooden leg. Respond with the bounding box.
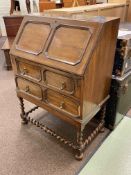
[75,129,85,160]
[99,105,106,133]
[18,97,28,124]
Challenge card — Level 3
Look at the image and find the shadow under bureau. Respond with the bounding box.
[10,15,119,160]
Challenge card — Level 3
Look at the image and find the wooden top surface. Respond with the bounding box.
[44,3,127,14]
[10,15,119,76]
[108,0,130,3]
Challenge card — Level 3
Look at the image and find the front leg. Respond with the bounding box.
[99,104,106,133]
[18,97,28,124]
[75,128,85,160]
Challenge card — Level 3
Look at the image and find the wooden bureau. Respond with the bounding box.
[10,15,119,160]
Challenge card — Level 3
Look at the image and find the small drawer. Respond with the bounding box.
[43,70,80,97]
[45,89,80,117]
[18,62,41,81]
[16,78,42,99]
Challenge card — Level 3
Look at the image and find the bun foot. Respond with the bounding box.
[21,117,28,125]
[75,152,84,161]
[20,113,28,124]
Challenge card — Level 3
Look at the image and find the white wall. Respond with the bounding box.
[0,0,10,16]
[0,0,10,36]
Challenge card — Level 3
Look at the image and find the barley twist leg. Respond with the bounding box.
[18,97,28,124]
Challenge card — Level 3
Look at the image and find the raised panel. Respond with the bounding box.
[16,22,51,54]
[45,26,91,65]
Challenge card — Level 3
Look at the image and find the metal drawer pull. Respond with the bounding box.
[25,86,30,93]
[59,102,64,109]
[22,68,28,75]
[60,82,66,90]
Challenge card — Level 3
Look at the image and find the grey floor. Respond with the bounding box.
[79,117,131,175]
[0,38,110,175]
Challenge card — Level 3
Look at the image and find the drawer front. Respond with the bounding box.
[18,62,41,81]
[17,78,42,99]
[45,89,80,117]
[43,70,80,98]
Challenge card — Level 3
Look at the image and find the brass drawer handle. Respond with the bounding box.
[60,82,66,90]
[25,86,30,93]
[22,68,28,75]
[59,102,64,109]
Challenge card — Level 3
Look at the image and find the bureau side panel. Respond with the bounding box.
[82,19,120,118]
[10,55,17,74]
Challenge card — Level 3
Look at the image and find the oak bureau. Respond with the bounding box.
[10,15,119,160]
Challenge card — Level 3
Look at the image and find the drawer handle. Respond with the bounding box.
[25,86,30,93]
[60,82,66,90]
[22,68,28,75]
[59,102,64,109]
